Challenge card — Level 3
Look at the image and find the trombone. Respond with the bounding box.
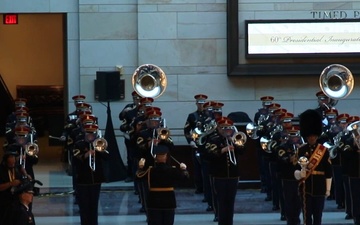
[89,130,108,171]
[225,126,247,165]
[21,132,39,169]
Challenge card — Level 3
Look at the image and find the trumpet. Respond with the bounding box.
[89,130,108,171]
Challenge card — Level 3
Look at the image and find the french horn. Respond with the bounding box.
[132,64,167,99]
[319,64,354,100]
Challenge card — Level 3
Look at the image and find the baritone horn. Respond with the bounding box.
[319,64,354,100]
[132,64,167,98]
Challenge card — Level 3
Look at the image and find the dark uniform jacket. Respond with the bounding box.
[184,110,207,144]
[7,143,38,180]
[277,142,298,180]
[0,162,23,221]
[137,162,189,209]
[73,140,107,185]
[11,201,36,225]
[204,131,244,178]
[296,143,332,196]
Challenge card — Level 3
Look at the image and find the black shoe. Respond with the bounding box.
[272,205,280,211]
[265,196,272,201]
[134,191,139,195]
[260,187,267,193]
[206,206,213,212]
[124,177,134,183]
[345,214,352,220]
[202,198,208,203]
[337,204,345,209]
[213,216,218,222]
[280,214,286,221]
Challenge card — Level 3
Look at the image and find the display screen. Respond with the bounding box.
[245,19,360,58]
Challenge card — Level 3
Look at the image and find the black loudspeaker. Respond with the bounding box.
[95,71,125,101]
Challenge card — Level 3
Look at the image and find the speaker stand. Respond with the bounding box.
[103,100,127,182]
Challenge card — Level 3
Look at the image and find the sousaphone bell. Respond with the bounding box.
[132,64,167,99]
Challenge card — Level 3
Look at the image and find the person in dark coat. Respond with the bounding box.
[204,116,245,225]
[294,109,332,225]
[10,178,38,225]
[136,144,189,225]
[72,124,108,225]
[0,150,23,223]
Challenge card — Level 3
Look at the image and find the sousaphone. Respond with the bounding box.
[319,64,354,100]
[132,64,167,98]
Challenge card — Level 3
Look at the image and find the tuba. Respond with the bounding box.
[319,64,354,100]
[132,64,167,98]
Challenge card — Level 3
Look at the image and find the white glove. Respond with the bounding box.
[300,168,307,178]
[294,169,306,180]
[138,158,145,168]
[60,136,66,141]
[190,141,197,148]
[180,163,187,170]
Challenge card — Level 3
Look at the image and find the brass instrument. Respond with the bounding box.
[346,121,360,150]
[132,64,167,98]
[259,125,283,153]
[246,122,260,139]
[22,132,39,169]
[89,130,108,171]
[198,119,217,145]
[319,64,354,100]
[225,126,247,165]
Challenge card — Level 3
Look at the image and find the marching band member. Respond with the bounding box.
[7,125,38,181]
[270,111,293,220]
[135,107,174,214]
[183,94,208,195]
[119,91,141,183]
[136,144,189,225]
[342,116,360,225]
[260,102,281,203]
[252,96,274,195]
[73,124,108,225]
[294,109,332,225]
[203,117,245,225]
[277,126,302,225]
[198,101,224,222]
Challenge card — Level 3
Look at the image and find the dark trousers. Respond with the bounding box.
[191,148,203,192]
[282,179,301,225]
[349,177,360,224]
[214,177,238,225]
[147,209,175,225]
[300,193,325,225]
[269,162,279,208]
[77,184,101,225]
[201,159,212,205]
[332,165,344,207]
[209,175,218,218]
[263,156,272,199]
[257,146,267,190]
[124,139,134,178]
[343,175,352,216]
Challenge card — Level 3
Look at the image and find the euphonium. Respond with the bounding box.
[246,122,260,139]
[198,119,217,145]
[346,121,360,150]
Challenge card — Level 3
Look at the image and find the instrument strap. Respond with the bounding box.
[301,144,327,182]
